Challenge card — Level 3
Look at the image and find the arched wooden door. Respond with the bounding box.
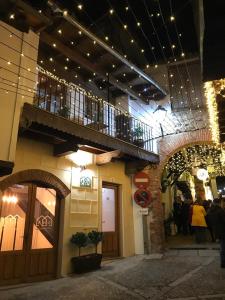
[0,183,60,285]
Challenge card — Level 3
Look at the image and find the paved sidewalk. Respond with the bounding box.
[0,250,225,300]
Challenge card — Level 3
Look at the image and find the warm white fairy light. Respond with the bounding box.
[204,81,220,143]
[58,29,62,35]
[9,14,15,20]
[170,16,175,21]
[77,4,83,10]
[109,9,114,15]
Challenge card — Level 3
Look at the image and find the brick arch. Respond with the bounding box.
[158,128,212,174]
[144,128,212,253]
[0,169,70,199]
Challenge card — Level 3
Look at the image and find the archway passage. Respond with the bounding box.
[0,170,70,285]
[161,143,225,249]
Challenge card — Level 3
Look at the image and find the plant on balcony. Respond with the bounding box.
[132,124,144,148]
[70,231,103,274]
[57,105,70,118]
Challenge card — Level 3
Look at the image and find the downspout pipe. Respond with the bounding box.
[47,1,167,97]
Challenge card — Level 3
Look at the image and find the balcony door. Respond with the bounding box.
[102,184,120,257]
[0,184,60,285]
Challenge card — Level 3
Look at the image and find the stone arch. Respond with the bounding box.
[0,169,70,199]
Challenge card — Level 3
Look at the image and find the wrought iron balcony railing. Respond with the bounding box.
[34,70,154,153]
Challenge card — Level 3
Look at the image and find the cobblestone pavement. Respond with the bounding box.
[0,250,225,300]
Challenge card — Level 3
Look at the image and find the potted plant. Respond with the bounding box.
[132,124,144,148]
[70,231,103,274]
[57,105,70,118]
[87,230,103,269]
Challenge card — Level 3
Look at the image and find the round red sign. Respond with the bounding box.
[133,172,150,189]
[134,189,152,208]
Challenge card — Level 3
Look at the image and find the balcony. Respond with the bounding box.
[20,70,159,168]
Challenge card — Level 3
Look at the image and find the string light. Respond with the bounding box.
[77,4,83,10]
[9,14,15,20]
[204,80,225,144]
[170,16,175,21]
[58,29,62,35]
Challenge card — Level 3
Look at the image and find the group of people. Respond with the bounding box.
[173,196,225,268]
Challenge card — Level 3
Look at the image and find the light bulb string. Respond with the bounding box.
[169,0,198,98]
[157,0,199,130]
[0,23,39,51]
[70,2,174,136]
[0,71,160,136]
[124,0,197,131]
[106,0,151,62]
[120,1,194,131]
[124,0,158,64]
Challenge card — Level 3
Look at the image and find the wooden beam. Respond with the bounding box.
[0,160,14,177]
[125,160,150,175]
[40,32,147,103]
[17,0,52,32]
[96,150,123,165]
[54,141,79,157]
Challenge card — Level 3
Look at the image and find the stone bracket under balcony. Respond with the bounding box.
[20,103,159,165]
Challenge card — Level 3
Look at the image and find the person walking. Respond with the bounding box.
[181,199,191,235]
[191,199,207,243]
[206,198,225,268]
[173,196,183,234]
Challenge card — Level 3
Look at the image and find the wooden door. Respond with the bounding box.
[101,184,119,257]
[0,184,60,285]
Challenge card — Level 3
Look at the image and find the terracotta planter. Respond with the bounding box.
[71,253,102,274]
